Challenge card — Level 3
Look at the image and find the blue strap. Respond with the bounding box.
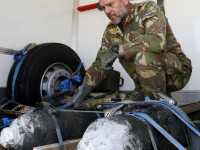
[2,118,13,126]
[59,99,69,105]
[100,103,121,108]
[12,43,33,101]
[128,113,187,150]
[71,63,83,84]
[159,103,200,137]
[119,100,200,149]
[12,53,28,101]
[96,113,102,118]
[60,79,73,91]
[158,103,200,150]
[77,62,83,70]
[57,109,104,114]
[119,100,199,135]
[0,118,13,129]
[48,99,56,105]
[13,44,32,61]
[145,96,151,101]
[72,71,82,84]
[14,53,23,61]
[51,115,63,150]
[24,109,34,114]
[129,114,158,150]
[60,62,83,91]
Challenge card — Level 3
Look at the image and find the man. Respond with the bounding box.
[62,0,192,109]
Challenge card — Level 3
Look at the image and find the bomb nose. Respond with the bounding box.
[0,127,20,148]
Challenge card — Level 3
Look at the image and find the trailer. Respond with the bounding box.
[0,0,200,149]
[1,92,200,150]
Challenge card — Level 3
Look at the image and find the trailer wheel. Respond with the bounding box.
[7,43,85,106]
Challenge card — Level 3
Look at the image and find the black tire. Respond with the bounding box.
[7,43,85,106]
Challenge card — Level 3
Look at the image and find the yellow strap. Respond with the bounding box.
[23,43,36,55]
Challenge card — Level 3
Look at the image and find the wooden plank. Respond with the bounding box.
[179,101,200,114]
[0,145,13,150]
[33,139,80,150]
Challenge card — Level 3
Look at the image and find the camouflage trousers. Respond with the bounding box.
[82,66,108,88]
[133,51,192,100]
[82,51,192,100]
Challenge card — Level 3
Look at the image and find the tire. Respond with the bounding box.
[7,43,85,106]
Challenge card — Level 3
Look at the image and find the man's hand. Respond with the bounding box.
[60,85,92,109]
[101,45,123,70]
[118,45,125,55]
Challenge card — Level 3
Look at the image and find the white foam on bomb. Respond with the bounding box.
[0,114,36,148]
[78,117,140,150]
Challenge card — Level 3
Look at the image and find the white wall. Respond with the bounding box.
[77,0,200,91]
[0,0,74,87]
[164,0,200,91]
[0,0,199,91]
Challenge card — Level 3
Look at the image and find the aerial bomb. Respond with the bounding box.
[0,111,97,150]
[78,102,190,150]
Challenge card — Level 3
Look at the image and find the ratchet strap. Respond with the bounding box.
[57,108,104,114]
[51,115,64,150]
[127,113,186,150]
[0,100,35,116]
[121,100,200,150]
[11,43,36,102]
[159,103,200,150]
[126,113,158,150]
[60,62,83,91]
[42,102,64,150]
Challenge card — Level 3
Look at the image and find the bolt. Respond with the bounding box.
[48,110,53,114]
[169,100,175,105]
[105,112,110,117]
[97,105,101,109]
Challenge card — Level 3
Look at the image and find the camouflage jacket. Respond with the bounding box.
[91,1,192,70]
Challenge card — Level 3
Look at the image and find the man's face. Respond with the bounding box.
[99,0,127,25]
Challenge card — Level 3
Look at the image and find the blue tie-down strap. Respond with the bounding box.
[48,98,70,106]
[12,43,34,102]
[0,118,13,129]
[13,43,33,61]
[96,113,102,118]
[24,109,35,114]
[72,63,83,84]
[128,114,158,150]
[76,62,83,71]
[48,99,56,105]
[60,63,83,91]
[126,113,187,150]
[60,79,73,91]
[158,102,200,150]
[145,96,151,101]
[134,101,200,150]
[120,100,200,149]
[59,99,71,105]
[72,71,82,84]
[100,103,121,109]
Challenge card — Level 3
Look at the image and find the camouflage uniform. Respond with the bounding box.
[82,1,192,100]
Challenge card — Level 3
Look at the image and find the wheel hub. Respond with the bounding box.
[40,63,73,100]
